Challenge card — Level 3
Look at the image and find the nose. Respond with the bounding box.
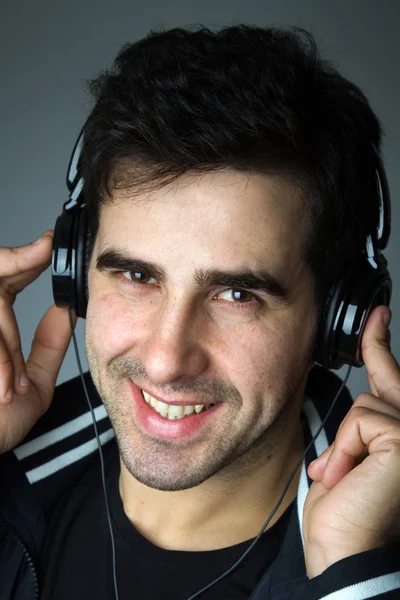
[139,296,209,384]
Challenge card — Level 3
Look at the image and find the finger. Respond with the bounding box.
[0,298,30,404]
[0,329,15,404]
[0,232,54,298]
[352,392,400,422]
[26,305,77,410]
[309,391,400,480]
[322,407,400,489]
[321,444,369,490]
[367,372,378,397]
[312,394,400,484]
[307,445,333,481]
[361,306,400,406]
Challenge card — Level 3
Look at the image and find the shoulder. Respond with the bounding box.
[6,372,115,514]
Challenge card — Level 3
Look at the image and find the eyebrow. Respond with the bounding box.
[96,248,291,304]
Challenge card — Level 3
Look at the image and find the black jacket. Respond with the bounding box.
[1,365,399,599]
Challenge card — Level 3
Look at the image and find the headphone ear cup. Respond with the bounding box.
[315,256,391,370]
[52,205,89,319]
[75,207,89,319]
[84,225,92,306]
[314,278,342,369]
[52,209,78,313]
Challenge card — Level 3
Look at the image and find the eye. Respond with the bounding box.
[121,271,157,286]
[217,289,258,304]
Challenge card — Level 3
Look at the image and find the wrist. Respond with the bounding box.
[305,542,375,579]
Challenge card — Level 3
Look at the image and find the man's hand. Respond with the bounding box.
[0,232,77,454]
[303,305,400,579]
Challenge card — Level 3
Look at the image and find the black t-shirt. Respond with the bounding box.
[39,440,294,600]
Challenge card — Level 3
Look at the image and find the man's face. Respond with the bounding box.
[85,170,318,491]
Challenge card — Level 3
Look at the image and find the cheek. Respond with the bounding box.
[86,294,142,360]
[223,322,290,393]
[229,312,311,402]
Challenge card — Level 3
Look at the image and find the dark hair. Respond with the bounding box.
[80,24,383,311]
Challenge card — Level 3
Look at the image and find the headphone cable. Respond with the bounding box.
[69,308,120,600]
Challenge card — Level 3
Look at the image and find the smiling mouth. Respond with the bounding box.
[141,390,215,419]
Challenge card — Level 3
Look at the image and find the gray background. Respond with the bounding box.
[1,0,398,400]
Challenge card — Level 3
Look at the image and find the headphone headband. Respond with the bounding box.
[62,132,393,255]
[66,128,85,193]
[373,145,391,250]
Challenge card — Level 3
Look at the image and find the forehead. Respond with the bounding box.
[96,170,308,272]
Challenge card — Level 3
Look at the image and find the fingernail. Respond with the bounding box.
[32,236,43,245]
[5,388,13,399]
[20,372,30,386]
[382,310,392,328]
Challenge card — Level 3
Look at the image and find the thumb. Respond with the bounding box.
[26,305,78,408]
[362,306,397,399]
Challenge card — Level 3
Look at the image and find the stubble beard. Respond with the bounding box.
[86,346,309,493]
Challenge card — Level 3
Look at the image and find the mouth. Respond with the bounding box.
[128,379,222,440]
[141,389,215,420]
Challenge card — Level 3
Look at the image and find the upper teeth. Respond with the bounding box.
[142,390,210,419]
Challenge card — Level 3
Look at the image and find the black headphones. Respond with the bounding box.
[51,128,392,371]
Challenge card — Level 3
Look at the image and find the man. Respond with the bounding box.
[0,24,399,599]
